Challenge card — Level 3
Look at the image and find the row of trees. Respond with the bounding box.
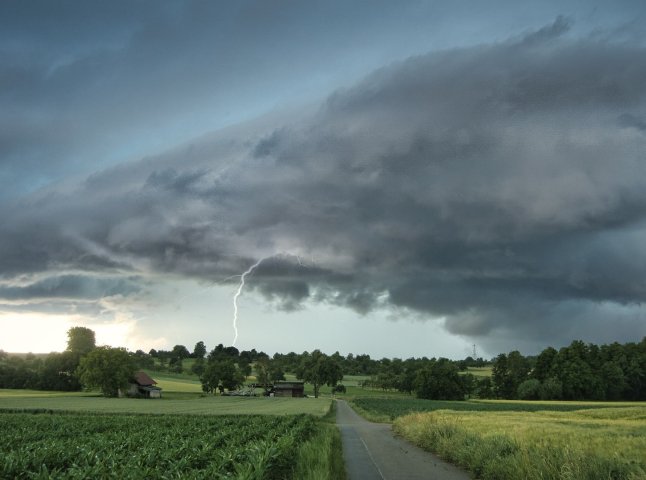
[0,327,144,397]
[491,339,646,401]
[4,327,645,402]
[0,327,97,391]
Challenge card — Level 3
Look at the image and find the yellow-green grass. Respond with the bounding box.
[146,371,203,393]
[463,366,492,377]
[394,406,646,480]
[0,389,95,398]
[338,374,370,387]
[476,398,646,408]
[0,389,332,416]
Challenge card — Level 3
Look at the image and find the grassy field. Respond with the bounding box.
[146,371,203,393]
[0,389,332,416]
[394,406,646,480]
[349,397,646,422]
[463,366,492,377]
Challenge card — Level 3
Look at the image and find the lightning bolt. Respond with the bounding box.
[231,257,266,346]
[230,253,315,346]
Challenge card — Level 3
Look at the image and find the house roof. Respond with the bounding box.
[274,381,304,389]
[133,371,157,386]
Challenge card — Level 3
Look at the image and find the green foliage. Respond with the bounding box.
[492,338,646,401]
[192,341,207,358]
[293,405,347,480]
[296,350,343,398]
[171,344,190,359]
[0,411,320,479]
[517,379,541,400]
[539,377,562,400]
[492,351,530,399]
[76,347,137,397]
[191,357,206,376]
[66,327,96,355]
[414,358,464,400]
[200,357,245,394]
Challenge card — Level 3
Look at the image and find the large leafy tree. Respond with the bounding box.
[38,351,83,391]
[66,327,96,356]
[414,358,464,400]
[200,357,245,394]
[192,341,207,359]
[296,350,343,398]
[76,346,137,397]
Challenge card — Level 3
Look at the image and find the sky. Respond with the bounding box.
[2,1,646,359]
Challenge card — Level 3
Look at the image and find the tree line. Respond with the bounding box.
[490,338,646,401]
[2,327,644,401]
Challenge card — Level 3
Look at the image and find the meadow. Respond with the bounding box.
[0,389,332,416]
[349,397,644,422]
[394,406,646,480]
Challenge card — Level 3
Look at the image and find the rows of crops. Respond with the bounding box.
[0,411,316,479]
[351,397,625,421]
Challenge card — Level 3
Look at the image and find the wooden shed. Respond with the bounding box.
[125,371,162,398]
[273,381,305,398]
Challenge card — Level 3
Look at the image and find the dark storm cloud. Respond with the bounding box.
[3,19,646,351]
[0,275,141,302]
[2,0,510,198]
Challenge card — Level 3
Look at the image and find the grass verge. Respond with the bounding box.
[393,407,646,480]
[293,402,347,480]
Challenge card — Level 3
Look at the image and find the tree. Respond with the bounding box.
[66,327,96,356]
[76,346,137,397]
[539,377,563,400]
[296,350,343,398]
[517,379,541,400]
[193,341,207,359]
[532,346,557,382]
[200,358,245,394]
[171,345,190,360]
[38,351,82,391]
[492,351,529,399]
[414,358,464,400]
[476,377,494,398]
[191,357,206,376]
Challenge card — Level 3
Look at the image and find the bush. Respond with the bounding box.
[539,377,563,400]
[517,379,541,400]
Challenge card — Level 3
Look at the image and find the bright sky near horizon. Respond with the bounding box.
[1,1,646,359]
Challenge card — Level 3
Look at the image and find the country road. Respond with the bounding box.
[335,400,472,480]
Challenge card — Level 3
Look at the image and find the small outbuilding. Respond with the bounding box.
[273,381,305,398]
[124,371,162,398]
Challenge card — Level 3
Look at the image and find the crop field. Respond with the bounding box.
[0,411,317,479]
[350,396,646,422]
[394,406,646,480]
[0,389,332,416]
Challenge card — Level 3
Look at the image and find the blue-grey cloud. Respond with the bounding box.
[2,16,646,352]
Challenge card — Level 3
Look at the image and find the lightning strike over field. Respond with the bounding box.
[231,257,266,346]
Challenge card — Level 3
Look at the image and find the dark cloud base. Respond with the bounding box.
[2,20,646,352]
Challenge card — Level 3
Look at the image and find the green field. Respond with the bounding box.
[394,406,646,480]
[463,366,492,377]
[146,371,203,393]
[0,411,319,478]
[350,397,646,422]
[0,389,332,416]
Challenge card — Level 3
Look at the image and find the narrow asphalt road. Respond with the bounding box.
[336,400,472,480]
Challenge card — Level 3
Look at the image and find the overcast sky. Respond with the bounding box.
[2,1,646,359]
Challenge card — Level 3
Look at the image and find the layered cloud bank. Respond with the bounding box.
[2,21,646,352]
